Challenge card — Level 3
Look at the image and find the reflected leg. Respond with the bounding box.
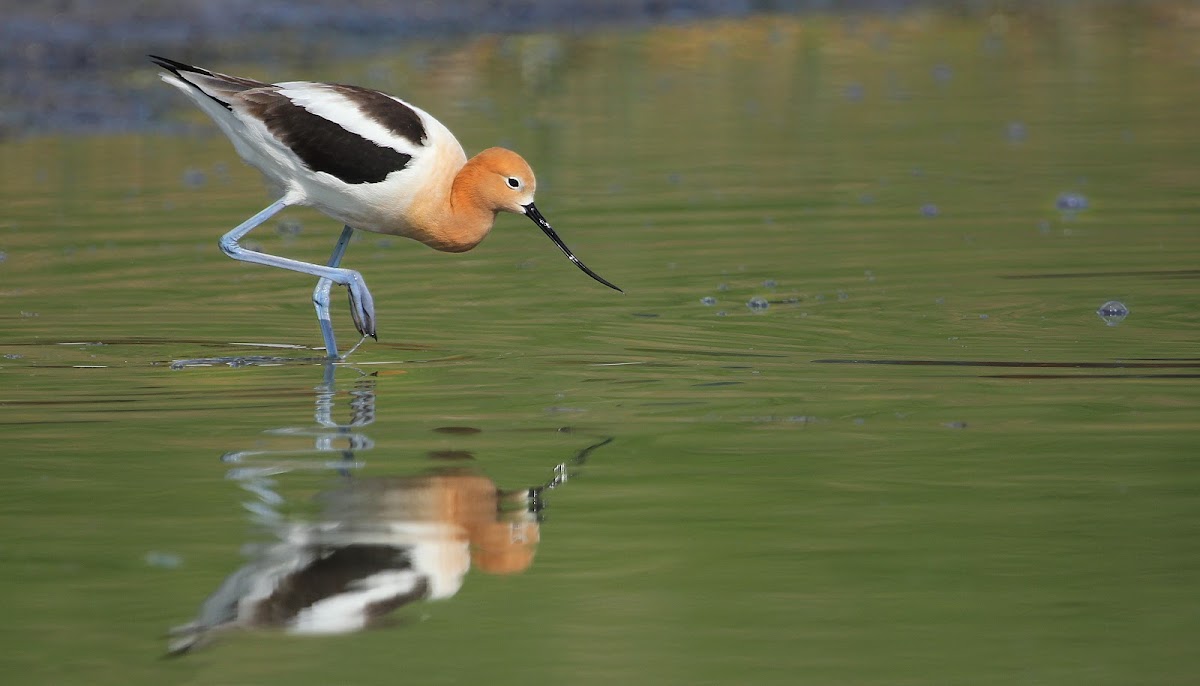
[313,225,355,358]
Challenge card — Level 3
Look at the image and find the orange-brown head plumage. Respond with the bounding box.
[457,147,538,215]
[445,148,622,292]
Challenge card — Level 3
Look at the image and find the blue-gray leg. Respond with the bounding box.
[219,202,376,342]
[313,225,355,358]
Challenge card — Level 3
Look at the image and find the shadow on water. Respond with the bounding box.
[166,362,612,656]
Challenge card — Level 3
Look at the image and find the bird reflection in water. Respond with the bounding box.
[167,364,611,655]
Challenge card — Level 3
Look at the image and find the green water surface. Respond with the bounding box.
[1,9,1198,686]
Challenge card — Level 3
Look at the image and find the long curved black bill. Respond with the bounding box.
[524,203,623,293]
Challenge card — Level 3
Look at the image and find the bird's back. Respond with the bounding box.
[152,56,469,238]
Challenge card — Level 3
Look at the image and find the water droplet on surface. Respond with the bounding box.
[145,551,183,569]
[1056,192,1089,211]
[747,297,769,312]
[700,296,717,306]
[276,219,302,236]
[182,168,206,188]
[1006,121,1027,142]
[1096,300,1128,326]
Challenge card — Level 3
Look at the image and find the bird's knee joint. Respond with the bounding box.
[218,235,239,257]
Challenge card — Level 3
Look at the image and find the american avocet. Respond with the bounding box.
[150,56,621,358]
[167,470,542,655]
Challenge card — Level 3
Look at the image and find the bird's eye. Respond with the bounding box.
[506,177,521,189]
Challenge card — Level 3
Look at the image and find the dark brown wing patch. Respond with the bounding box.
[243,90,413,185]
[331,84,428,146]
[250,544,413,627]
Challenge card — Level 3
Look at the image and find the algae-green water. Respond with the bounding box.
[1,10,1198,686]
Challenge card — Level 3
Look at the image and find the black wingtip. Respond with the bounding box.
[148,55,212,77]
[149,55,233,111]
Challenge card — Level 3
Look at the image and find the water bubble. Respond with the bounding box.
[182,168,206,188]
[1056,192,1089,211]
[276,219,302,236]
[921,203,940,217]
[1006,121,1027,143]
[747,297,769,312]
[1096,300,1128,326]
[700,296,717,306]
[144,551,182,569]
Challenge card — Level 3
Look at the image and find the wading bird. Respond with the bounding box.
[151,56,621,358]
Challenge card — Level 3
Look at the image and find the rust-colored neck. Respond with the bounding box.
[400,155,493,253]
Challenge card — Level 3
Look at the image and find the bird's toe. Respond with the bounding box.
[345,274,377,339]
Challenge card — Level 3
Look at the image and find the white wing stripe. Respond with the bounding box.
[277,83,422,157]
